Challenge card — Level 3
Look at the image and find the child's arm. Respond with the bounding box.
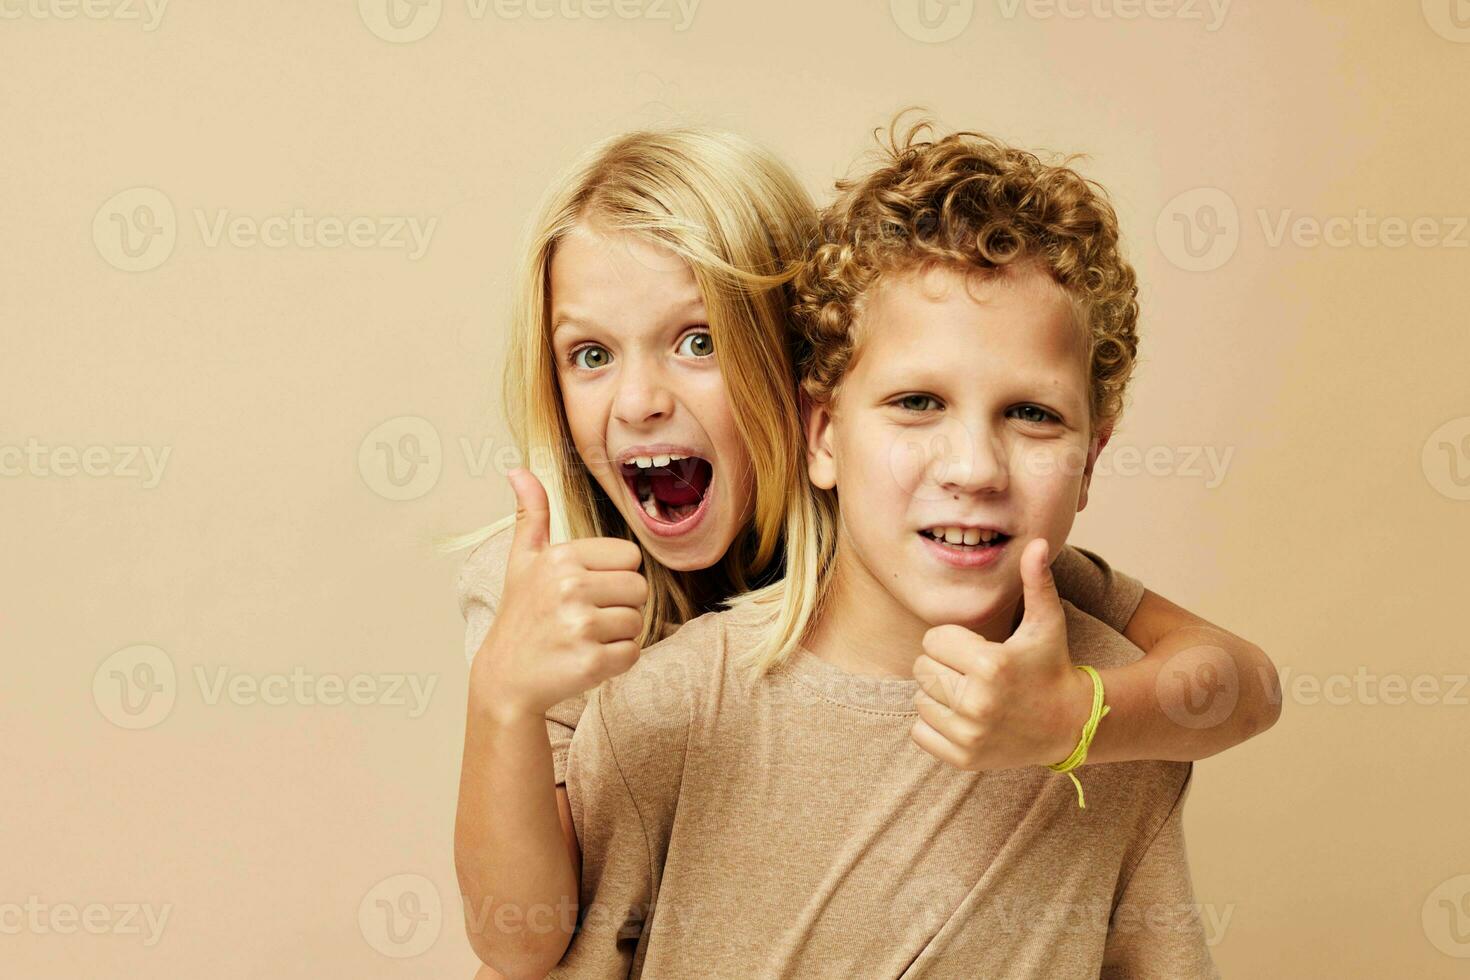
[1051,545,1282,764]
[453,474,643,977]
[1079,588,1282,764]
[456,704,579,980]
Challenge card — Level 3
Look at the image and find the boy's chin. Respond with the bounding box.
[909,589,1015,635]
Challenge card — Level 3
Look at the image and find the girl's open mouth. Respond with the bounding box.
[619,453,715,535]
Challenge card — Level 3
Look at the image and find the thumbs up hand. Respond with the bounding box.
[470,469,649,724]
[908,537,1094,772]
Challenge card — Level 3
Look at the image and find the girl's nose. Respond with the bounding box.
[611,363,675,426]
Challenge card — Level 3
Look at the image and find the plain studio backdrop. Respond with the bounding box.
[3,2,1467,976]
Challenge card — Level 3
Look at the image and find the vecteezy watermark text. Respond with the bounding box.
[0,0,168,30]
[0,897,172,946]
[0,439,170,488]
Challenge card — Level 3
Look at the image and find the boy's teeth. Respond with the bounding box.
[652,454,671,467]
[926,527,1002,546]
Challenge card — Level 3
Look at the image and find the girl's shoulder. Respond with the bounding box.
[454,515,517,618]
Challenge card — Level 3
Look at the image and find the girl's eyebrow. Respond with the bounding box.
[551,297,708,338]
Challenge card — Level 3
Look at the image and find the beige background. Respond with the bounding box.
[4,1,1468,976]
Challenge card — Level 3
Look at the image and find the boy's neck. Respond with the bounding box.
[803,547,1023,678]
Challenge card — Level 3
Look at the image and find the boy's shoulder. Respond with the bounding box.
[594,599,775,741]
[1060,599,1147,672]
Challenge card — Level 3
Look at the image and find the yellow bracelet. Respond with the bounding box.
[1047,665,1109,810]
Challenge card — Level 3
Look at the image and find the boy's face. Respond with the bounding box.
[804,260,1106,638]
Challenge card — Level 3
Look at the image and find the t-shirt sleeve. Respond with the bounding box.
[553,629,699,977]
[546,694,588,787]
[455,519,516,667]
[1100,763,1221,979]
[456,520,585,784]
[1051,544,1147,635]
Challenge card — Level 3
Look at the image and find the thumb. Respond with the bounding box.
[1015,537,1065,642]
[507,468,551,557]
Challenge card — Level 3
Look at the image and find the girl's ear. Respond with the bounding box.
[800,388,838,491]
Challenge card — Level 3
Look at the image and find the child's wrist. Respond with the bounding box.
[1048,666,1097,765]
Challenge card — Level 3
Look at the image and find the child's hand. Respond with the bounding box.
[908,537,1093,772]
[469,469,648,724]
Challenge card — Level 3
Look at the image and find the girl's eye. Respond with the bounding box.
[1010,404,1058,425]
[571,345,613,370]
[675,330,714,358]
[895,394,941,413]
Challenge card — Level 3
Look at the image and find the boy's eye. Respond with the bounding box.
[1010,404,1058,424]
[676,330,714,358]
[894,394,941,413]
[571,345,613,370]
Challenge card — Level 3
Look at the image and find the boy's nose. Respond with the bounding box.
[933,425,1009,495]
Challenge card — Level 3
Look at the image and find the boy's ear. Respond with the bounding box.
[1076,424,1111,513]
[800,389,838,491]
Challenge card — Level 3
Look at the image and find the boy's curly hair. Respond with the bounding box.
[793,116,1140,434]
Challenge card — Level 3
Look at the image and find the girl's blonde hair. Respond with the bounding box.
[442,127,834,673]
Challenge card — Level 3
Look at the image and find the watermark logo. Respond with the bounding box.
[94,187,177,273]
[1155,645,1239,731]
[1422,0,1470,43]
[1423,873,1470,957]
[359,873,442,957]
[93,645,178,730]
[359,0,443,42]
[891,0,974,42]
[1422,417,1470,501]
[1156,187,1239,272]
[1160,189,1470,270]
[92,645,438,729]
[613,656,691,731]
[359,415,443,501]
[94,190,437,271]
[891,868,972,933]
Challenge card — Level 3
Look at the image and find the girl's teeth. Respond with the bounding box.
[630,453,692,469]
[962,528,980,546]
[641,493,660,519]
[943,528,965,545]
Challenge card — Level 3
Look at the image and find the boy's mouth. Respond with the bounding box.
[918,526,1011,551]
[618,452,714,527]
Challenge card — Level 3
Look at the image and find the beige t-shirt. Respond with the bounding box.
[456,521,1149,786]
[554,599,1219,979]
